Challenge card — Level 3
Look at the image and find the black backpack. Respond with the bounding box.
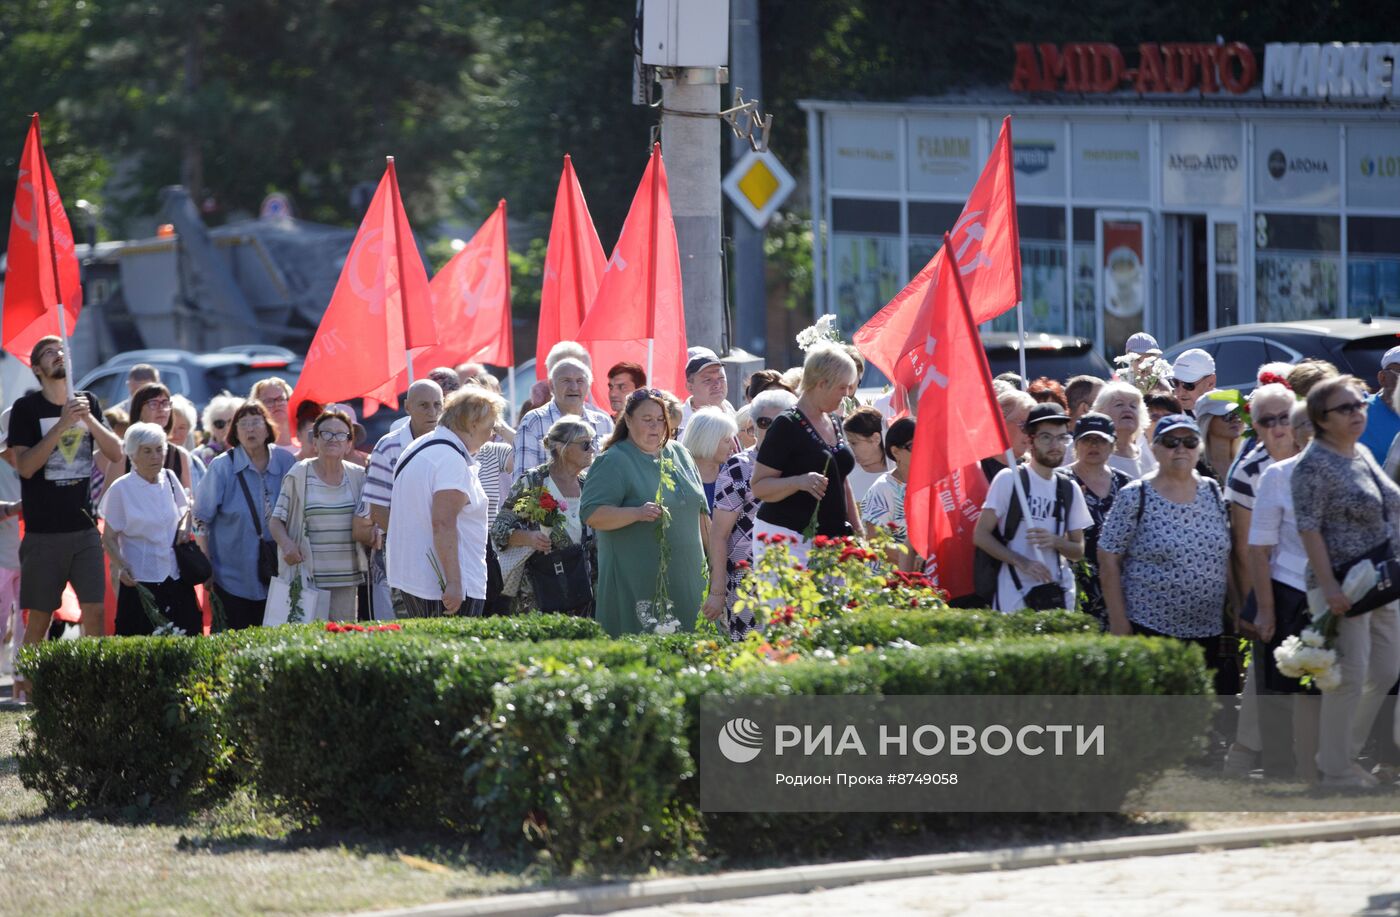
[973,467,1072,604]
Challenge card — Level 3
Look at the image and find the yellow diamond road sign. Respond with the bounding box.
[723,149,795,229]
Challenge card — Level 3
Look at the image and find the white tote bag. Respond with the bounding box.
[263,568,330,626]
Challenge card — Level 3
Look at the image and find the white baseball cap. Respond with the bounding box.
[1125,332,1161,355]
[1171,348,1216,384]
[1382,345,1400,370]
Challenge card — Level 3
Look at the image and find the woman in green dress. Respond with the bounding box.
[580,388,708,635]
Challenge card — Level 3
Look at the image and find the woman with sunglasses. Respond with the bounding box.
[1194,395,1246,485]
[1098,415,1232,684]
[701,388,797,640]
[193,394,242,468]
[581,388,707,636]
[1291,376,1400,788]
[269,410,367,622]
[492,417,598,617]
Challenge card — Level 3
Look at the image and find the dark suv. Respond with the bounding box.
[1160,318,1400,392]
[76,346,303,409]
[981,332,1115,383]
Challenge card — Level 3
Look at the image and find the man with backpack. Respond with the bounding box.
[973,403,1091,613]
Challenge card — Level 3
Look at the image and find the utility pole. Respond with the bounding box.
[728,0,766,356]
[659,68,726,355]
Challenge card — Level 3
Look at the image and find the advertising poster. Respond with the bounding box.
[1101,218,1146,356]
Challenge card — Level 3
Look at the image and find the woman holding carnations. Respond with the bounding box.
[581,388,707,636]
[491,418,598,616]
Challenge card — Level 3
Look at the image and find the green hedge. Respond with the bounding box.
[807,608,1095,649]
[473,635,1209,872]
[16,614,610,811]
[224,637,683,829]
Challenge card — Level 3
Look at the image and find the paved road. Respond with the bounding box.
[603,835,1400,916]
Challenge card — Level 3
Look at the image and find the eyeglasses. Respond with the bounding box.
[1171,378,1202,392]
[259,395,289,407]
[317,430,351,442]
[1157,435,1201,449]
[211,419,229,429]
[37,347,64,361]
[236,416,267,429]
[570,438,595,452]
[1324,400,1367,417]
[1254,412,1291,430]
[146,399,172,410]
[627,387,665,404]
[1033,433,1074,446]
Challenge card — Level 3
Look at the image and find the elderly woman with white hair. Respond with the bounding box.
[1094,381,1157,479]
[701,387,797,638]
[492,417,598,616]
[99,422,205,636]
[980,383,1034,484]
[751,343,861,566]
[194,392,242,468]
[513,356,614,483]
[681,406,739,514]
[387,387,506,617]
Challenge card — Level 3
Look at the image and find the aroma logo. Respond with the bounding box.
[1268,149,1330,180]
[717,717,764,764]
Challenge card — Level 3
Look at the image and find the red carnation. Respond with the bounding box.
[539,492,559,512]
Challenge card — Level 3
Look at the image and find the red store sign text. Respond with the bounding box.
[1011,42,1258,95]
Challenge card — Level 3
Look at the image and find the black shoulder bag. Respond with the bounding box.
[168,472,212,585]
[525,523,594,614]
[236,471,279,586]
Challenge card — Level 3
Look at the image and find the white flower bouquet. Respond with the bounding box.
[1273,613,1340,692]
[796,314,842,352]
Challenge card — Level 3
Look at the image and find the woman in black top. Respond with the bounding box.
[752,343,860,565]
[127,383,193,491]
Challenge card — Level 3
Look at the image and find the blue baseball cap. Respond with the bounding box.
[1152,413,1200,440]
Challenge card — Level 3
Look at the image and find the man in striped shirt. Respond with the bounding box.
[359,380,443,618]
[513,358,613,481]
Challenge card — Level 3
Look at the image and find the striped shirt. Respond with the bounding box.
[513,400,613,483]
[1224,441,1273,512]
[363,424,416,509]
[475,441,513,526]
[274,472,361,589]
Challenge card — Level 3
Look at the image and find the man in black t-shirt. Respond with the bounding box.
[6,336,123,694]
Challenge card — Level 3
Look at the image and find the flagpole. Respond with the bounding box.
[1014,300,1028,391]
[32,115,75,401]
[646,338,655,384]
[385,156,416,388]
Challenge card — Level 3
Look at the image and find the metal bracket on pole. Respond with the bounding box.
[719,88,773,153]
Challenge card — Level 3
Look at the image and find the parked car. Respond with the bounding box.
[76,346,402,443]
[1160,318,1400,393]
[980,332,1115,384]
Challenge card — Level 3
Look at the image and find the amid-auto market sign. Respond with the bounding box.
[1011,42,1258,95]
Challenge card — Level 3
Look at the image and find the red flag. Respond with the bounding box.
[3,114,82,364]
[536,156,605,370]
[409,199,512,374]
[854,116,1020,391]
[292,158,433,416]
[575,143,687,406]
[905,233,1010,599]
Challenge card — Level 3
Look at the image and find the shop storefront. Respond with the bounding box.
[799,41,1400,356]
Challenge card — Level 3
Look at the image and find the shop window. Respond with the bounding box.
[987,205,1068,338]
[906,201,962,276]
[1072,208,1098,349]
[1347,217,1400,318]
[830,198,901,335]
[1254,213,1340,323]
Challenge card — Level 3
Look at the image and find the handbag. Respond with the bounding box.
[525,540,593,613]
[263,569,331,625]
[236,470,279,585]
[167,473,212,585]
[1328,540,1400,617]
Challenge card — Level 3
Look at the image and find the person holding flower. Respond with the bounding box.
[751,343,860,567]
[580,388,707,636]
[492,417,598,616]
[99,422,204,636]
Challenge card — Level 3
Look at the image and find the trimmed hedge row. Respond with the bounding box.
[16,613,607,810]
[473,635,1210,871]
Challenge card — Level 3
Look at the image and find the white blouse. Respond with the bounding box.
[99,469,188,583]
[545,475,583,544]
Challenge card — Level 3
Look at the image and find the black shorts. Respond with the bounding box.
[19,528,105,612]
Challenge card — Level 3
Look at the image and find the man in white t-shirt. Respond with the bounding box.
[974,403,1092,613]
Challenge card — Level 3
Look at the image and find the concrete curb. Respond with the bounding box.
[358,814,1400,917]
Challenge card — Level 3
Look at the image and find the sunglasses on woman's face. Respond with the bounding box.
[1254,412,1291,430]
[754,416,775,430]
[1324,400,1367,417]
[211,418,229,429]
[1157,435,1200,450]
[570,438,595,452]
[317,430,351,442]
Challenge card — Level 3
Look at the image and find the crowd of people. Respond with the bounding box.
[4,327,1400,789]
